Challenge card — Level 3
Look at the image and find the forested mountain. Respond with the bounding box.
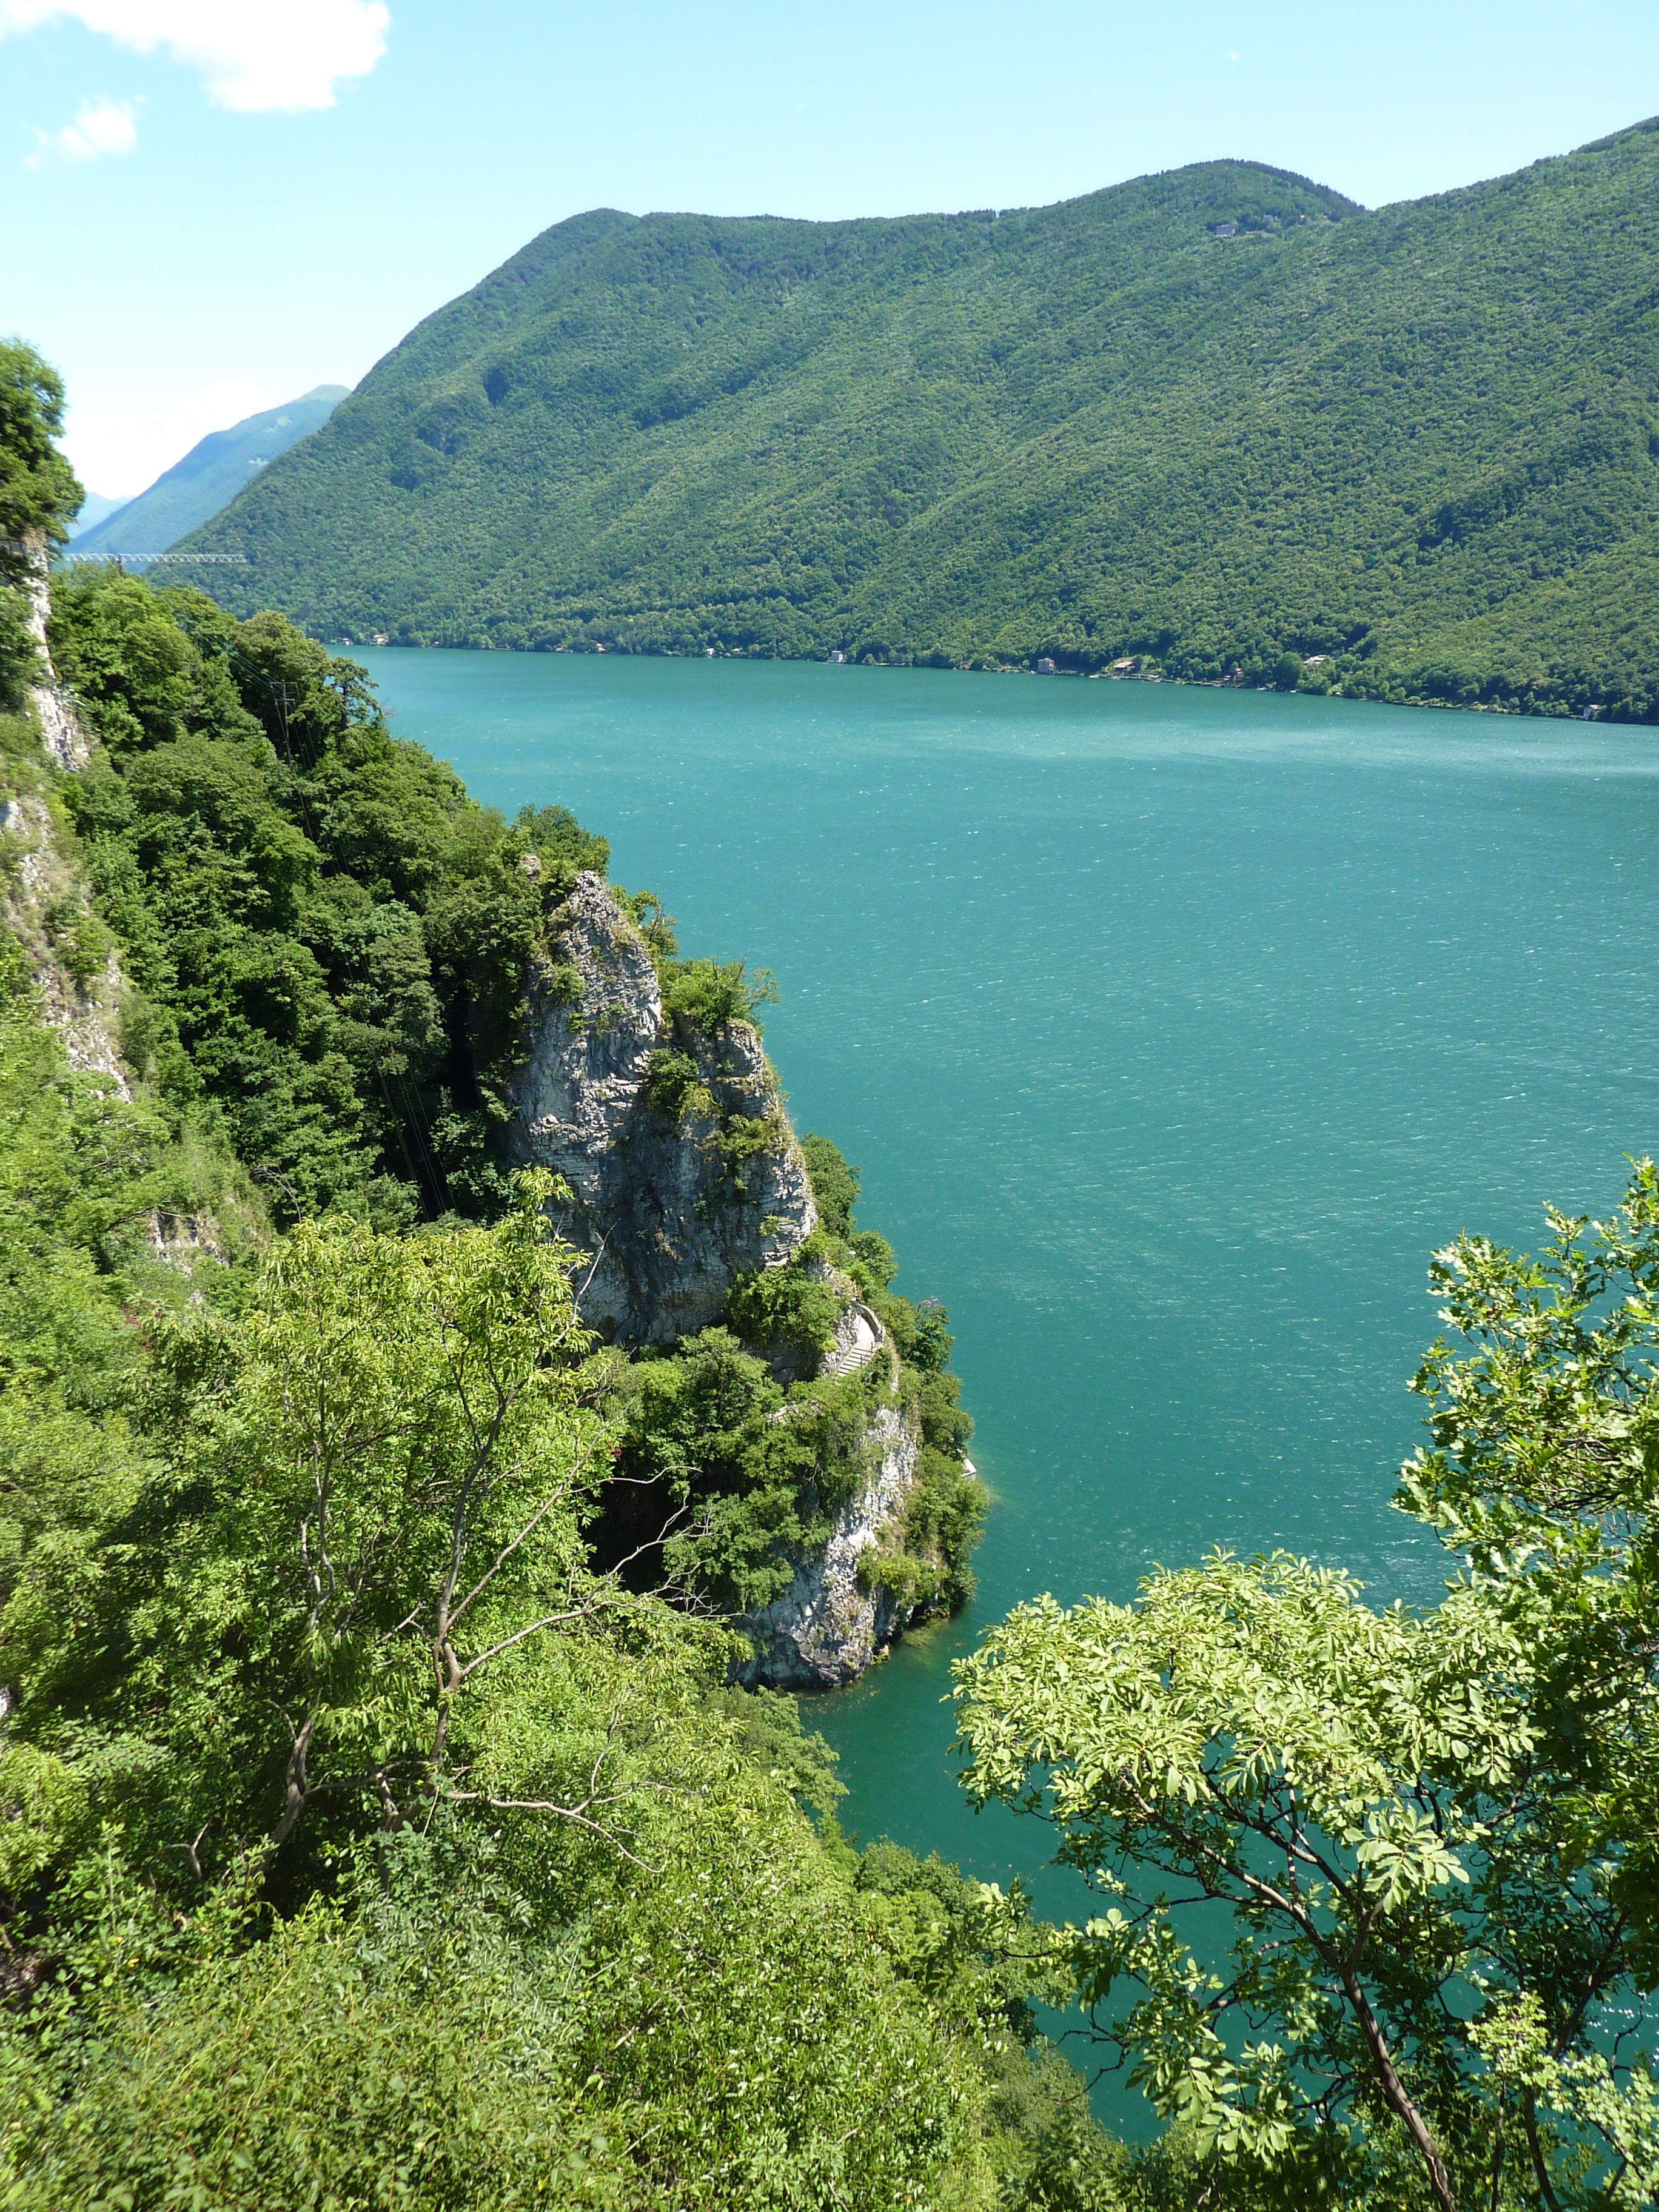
[71,386,346,565]
[176,118,1659,716]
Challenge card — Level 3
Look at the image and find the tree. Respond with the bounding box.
[953,1162,1659,2211]
[0,340,81,568]
[2,1170,684,1885]
[0,338,82,706]
[0,1154,1011,2212]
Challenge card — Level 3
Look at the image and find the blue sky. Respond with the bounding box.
[4,0,1657,498]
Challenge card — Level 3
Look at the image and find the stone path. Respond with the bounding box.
[819,1302,883,1378]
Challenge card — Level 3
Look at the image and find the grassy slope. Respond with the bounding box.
[179,121,1659,711]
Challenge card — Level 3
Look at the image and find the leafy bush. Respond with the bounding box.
[613,885,679,966]
[800,1131,859,1236]
[513,799,609,880]
[905,1445,988,1610]
[724,1243,843,1359]
[643,1044,703,1118]
[543,957,584,1007]
[711,1110,779,1162]
[662,956,777,1036]
[0,586,40,713]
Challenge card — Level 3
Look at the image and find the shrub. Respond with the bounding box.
[800,1131,859,1236]
[725,1245,842,1358]
[644,1045,702,1118]
[512,800,609,879]
[662,956,777,1036]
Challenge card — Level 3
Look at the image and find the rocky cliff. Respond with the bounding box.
[508,871,930,1686]
[21,532,88,773]
[4,541,123,1085]
[0,791,127,1093]
[508,871,819,1341]
[736,1381,922,1691]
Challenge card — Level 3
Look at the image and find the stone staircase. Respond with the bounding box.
[819,1301,884,1379]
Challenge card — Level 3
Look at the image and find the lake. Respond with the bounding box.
[359,646,1657,1948]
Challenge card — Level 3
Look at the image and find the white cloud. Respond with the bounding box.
[24,92,137,163]
[62,377,275,500]
[0,1,390,113]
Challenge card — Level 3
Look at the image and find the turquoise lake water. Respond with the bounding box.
[358,647,1658,1929]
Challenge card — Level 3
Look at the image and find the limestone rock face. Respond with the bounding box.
[21,533,89,771]
[507,872,817,1342]
[0,794,127,1094]
[2,549,117,1076]
[734,1399,921,1690]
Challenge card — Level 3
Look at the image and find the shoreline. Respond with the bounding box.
[335,633,1640,726]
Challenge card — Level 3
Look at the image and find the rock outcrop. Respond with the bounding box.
[0,792,127,1093]
[508,872,818,1341]
[21,532,88,771]
[735,1390,922,1690]
[508,871,933,1688]
[2,555,122,1086]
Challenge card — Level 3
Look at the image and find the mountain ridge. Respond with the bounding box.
[174,123,1659,715]
[72,385,347,564]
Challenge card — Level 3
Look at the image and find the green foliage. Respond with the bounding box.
[0,1127,1031,2211]
[981,2042,1138,2211]
[800,1130,859,1236]
[661,955,777,1037]
[903,1444,988,1610]
[0,340,81,708]
[0,340,81,567]
[612,885,678,965]
[0,931,256,1905]
[702,1684,845,1818]
[568,1807,990,2208]
[614,1327,879,1612]
[730,1131,987,1615]
[956,1555,1532,2206]
[4,1176,628,1884]
[47,567,207,753]
[609,1127,981,1631]
[643,1044,703,1118]
[954,1159,1659,2212]
[0,1778,997,2211]
[43,565,612,1224]
[0,583,40,713]
[176,122,1659,717]
[710,1110,776,1161]
[723,1239,843,1359]
[1395,1162,1659,2098]
[514,799,610,886]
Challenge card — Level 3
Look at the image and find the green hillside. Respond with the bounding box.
[178,121,1659,716]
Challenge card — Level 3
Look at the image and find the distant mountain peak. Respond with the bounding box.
[69,385,349,565]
